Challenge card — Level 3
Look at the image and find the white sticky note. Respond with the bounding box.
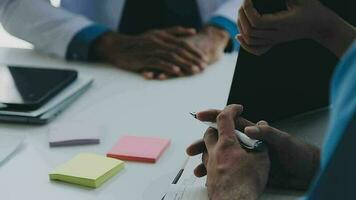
[49,122,101,147]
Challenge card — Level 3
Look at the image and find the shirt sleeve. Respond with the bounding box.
[66,24,110,61]
[208,16,239,52]
[0,0,95,59]
[207,0,244,52]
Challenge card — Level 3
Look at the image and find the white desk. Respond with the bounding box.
[0,48,329,200]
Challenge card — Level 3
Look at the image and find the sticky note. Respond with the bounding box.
[49,153,124,188]
[107,135,170,163]
[48,122,101,147]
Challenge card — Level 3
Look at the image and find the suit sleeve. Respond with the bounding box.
[0,0,97,59]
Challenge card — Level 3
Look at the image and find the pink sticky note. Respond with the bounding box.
[107,135,170,163]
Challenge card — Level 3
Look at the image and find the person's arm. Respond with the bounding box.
[178,0,243,66]
[0,0,95,59]
[208,0,244,52]
[237,0,356,57]
[187,106,320,191]
[312,6,356,58]
[188,105,270,200]
[0,0,207,80]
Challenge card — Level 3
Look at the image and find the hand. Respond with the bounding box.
[184,26,230,65]
[187,105,270,200]
[92,26,208,80]
[142,26,229,79]
[244,121,320,190]
[237,0,356,57]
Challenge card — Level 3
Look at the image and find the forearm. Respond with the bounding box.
[202,25,230,47]
[210,182,260,200]
[313,6,356,58]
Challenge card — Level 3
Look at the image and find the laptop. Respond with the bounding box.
[226,0,352,122]
[0,66,93,124]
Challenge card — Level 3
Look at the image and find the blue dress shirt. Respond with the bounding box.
[305,43,356,199]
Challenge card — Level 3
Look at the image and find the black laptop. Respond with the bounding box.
[227,0,355,122]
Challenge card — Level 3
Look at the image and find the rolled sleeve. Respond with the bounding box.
[66,24,110,61]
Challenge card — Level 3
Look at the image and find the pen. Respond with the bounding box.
[190,112,265,151]
[161,158,189,200]
[172,158,189,184]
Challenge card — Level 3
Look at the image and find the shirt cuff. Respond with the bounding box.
[66,24,110,61]
[208,16,240,52]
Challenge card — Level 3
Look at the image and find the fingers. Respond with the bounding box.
[238,8,277,40]
[203,128,218,152]
[194,106,252,130]
[145,58,184,77]
[216,105,243,141]
[186,139,206,156]
[244,120,289,145]
[194,163,207,177]
[165,26,197,37]
[243,0,291,28]
[237,34,272,55]
[156,31,207,68]
[196,109,221,122]
[156,49,202,75]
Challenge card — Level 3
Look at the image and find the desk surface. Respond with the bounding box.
[0,48,329,200]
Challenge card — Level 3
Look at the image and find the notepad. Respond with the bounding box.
[48,122,101,147]
[107,135,170,163]
[49,153,124,188]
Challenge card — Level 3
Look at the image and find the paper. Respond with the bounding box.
[164,156,209,200]
[0,133,25,165]
[49,122,101,147]
[107,135,170,163]
[0,75,93,117]
[49,153,125,188]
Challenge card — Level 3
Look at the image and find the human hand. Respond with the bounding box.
[92,26,208,80]
[141,26,229,79]
[244,121,320,190]
[237,0,349,56]
[184,25,230,65]
[187,105,270,200]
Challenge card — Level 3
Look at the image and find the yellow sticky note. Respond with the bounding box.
[49,153,124,188]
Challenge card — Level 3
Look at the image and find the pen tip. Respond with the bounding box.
[189,112,197,119]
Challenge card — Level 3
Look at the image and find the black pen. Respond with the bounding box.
[162,158,189,200]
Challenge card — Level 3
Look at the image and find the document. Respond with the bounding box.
[165,156,209,200]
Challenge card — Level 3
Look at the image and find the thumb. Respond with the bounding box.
[244,120,288,145]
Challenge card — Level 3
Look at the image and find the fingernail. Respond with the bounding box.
[173,66,181,73]
[192,66,201,74]
[158,74,167,80]
[245,126,260,134]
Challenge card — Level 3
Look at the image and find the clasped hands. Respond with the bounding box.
[186,105,320,200]
[93,26,229,80]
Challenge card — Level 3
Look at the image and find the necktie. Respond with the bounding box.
[119,0,202,35]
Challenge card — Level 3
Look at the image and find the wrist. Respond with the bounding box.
[90,31,127,61]
[209,182,259,200]
[202,25,230,47]
[312,5,356,58]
